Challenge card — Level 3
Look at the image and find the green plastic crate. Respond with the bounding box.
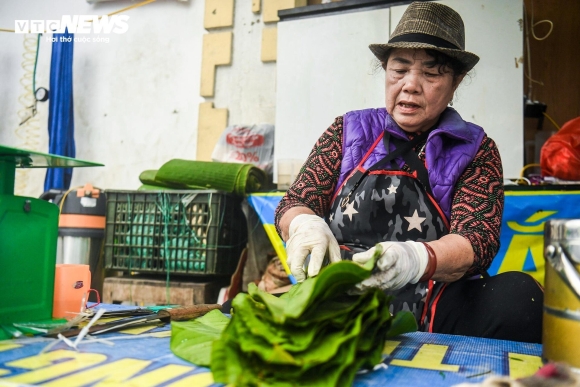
[104,190,247,276]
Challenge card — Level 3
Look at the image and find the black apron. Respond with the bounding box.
[327,131,449,331]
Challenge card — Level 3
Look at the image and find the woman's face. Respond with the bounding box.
[385,48,463,133]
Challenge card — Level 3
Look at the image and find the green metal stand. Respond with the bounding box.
[0,145,103,327]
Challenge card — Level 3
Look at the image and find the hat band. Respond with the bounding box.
[388,33,460,50]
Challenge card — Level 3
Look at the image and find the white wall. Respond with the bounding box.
[214,1,277,126]
[0,0,206,197]
[275,0,524,180]
[275,7,391,178]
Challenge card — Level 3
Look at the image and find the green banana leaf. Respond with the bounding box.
[234,291,385,354]
[154,159,267,195]
[235,292,364,339]
[170,244,416,386]
[231,304,364,367]
[212,328,362,387]
[249,259,377,323]
[170,309,230,366]
[387,307,419,338]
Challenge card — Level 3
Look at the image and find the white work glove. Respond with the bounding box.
[352,241,428,291]
[286,214,341,282]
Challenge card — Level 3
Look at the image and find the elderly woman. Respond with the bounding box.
[275,2,543,343]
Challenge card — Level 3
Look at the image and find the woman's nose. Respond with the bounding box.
[402,72,422,94]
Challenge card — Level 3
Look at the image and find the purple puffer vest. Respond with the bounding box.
[338,107,485,222]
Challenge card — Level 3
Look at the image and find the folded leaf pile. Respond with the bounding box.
[212,259,399,386]
[171,251,417,386]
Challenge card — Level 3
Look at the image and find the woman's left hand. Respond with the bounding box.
[352,241,429,291]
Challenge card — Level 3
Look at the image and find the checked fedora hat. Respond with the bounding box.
[369,1,479,71]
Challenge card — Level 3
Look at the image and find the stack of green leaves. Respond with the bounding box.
[171,250,416,386]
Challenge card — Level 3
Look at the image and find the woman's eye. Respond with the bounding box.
[393,69,406,74]
[424,72,439,77]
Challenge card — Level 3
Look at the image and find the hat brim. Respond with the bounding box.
[369,42,480,72]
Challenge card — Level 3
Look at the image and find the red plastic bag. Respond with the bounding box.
[541,117,580,181]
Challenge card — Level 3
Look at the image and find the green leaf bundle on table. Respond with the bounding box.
[171,256,417,386]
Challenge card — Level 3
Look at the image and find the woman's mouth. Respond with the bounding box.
[397,102,420,112]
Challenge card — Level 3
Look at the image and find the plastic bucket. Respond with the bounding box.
[543,219,580,369]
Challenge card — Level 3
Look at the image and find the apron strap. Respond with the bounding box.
[388,133,433,197]
[368,131,428,172]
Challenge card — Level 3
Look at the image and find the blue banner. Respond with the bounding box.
[247,190,580,285]
[489,190,580,284]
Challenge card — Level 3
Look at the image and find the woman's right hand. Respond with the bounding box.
[286,214,341,282]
